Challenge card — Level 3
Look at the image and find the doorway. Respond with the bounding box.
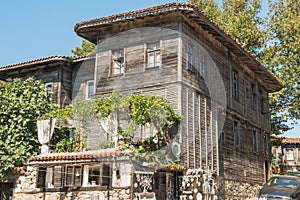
[0,182,13,200]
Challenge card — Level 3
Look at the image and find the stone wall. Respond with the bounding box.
[217,178,262,200]
[13,166,132,200]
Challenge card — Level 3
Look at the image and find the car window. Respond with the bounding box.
[267,177,298,189]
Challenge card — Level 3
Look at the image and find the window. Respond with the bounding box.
[143,124,157,139]
[219,132,225,144]
[86,80,94,100]
[147,42,160,68]
[46,82,53,93]
[65,165,82,187]
[252,130,258,152]
[251,83,257,109]
[198,51,207,77]
[38,166,63,189]
[112,49,124,75]
[82,164,111,187]
[286,149,294,161]
[233,121,240,146]
[186,44,193,70]
[232,70,239,100]
[263,134,269,155]
[45,82,53,101]
[260,90,265,114]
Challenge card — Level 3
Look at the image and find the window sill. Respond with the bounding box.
[145,65,160,70]
[110,73,124,77]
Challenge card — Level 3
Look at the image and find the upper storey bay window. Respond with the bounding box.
[147,42,161,68]
[112,49,124,75]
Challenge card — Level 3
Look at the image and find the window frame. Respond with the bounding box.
[251,83,257,109]
[86,80,94,100]
[286,148,294,161]
[186,44,193,71]
[252,130,258,153]
[82,163,111,188]
[65,165,82,187]
[112,49,125,75]
[232,70,239,100]
[233,121,240,146]
[146,42,161,68]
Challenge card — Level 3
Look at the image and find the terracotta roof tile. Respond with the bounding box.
[0,55,72,71]
[282,138,300,144]
[27,148,133,164]
[74,3,208,32]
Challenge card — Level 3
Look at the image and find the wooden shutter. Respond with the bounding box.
[53,166,63,188]
[65,165,74,186]
[74,165,82,187]
[101,164,111,187]
[36,167,46,189]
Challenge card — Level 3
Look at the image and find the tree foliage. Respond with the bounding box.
[260,0,300,135]
[0,78,55,177]
[71,40,96,57]
[189,0,299,134]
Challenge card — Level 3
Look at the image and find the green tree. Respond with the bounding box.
[0,78,55,177]
[189,0,265,54]
[71,40,96,57]
[189,0,299,134]
[189,0,221,22]
[260,0,300,135]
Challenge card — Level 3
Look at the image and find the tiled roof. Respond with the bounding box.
[282,138,300,144]
[74,2,282,93]
[0,55,72,71]
[75,3,207,31]
[0,55,96,72]
[27,148,133,164]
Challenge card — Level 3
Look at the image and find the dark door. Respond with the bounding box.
[265,160,269,182]
[0,183,13,200]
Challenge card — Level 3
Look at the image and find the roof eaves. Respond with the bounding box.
[74,2,282,92]
[0,55,72,72]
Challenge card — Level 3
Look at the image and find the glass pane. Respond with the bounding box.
[156,52,160,66]
[147,43,155,51]
[156,42,160,50]
[148,53,154,67]
[87,81,94,99]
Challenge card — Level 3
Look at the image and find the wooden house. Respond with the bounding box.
[0,3,282,200]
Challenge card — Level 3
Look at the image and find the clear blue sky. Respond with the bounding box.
[0,0,298,137]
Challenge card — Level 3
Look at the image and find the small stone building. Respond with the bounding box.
[0,2,282,200]
[272,137,300,173]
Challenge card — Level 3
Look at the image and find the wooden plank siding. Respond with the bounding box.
[0,61,73,108]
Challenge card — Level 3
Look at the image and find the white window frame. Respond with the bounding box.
[86,80,94,100]
[286,149,294,161]
[82,164,111,187]
[112,49,125,75]
[146,42,161,68]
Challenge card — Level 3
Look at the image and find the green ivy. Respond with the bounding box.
[0,78,56,177]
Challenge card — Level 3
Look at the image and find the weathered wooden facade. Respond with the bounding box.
[0,2,282,200]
